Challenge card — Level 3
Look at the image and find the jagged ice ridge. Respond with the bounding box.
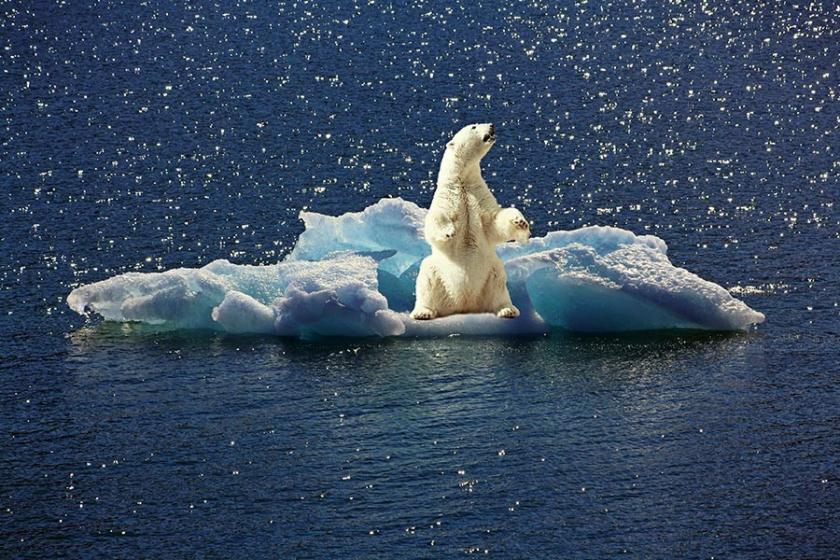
[67,198,765,338]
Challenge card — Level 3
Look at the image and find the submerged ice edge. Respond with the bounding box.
[67,198,765,338]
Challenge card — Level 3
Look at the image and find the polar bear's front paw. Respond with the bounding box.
[496,306,520,319]
[411,307,438,320]
[512,215,530,232]
[509,212,530,243]
[498,208,530,244]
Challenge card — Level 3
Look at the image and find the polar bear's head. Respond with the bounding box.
[446,123,496,164]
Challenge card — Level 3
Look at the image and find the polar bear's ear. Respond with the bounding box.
[447,141,455,149]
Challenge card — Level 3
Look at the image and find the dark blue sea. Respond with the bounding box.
[2,0,838,557]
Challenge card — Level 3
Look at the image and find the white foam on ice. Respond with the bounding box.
[67,198,765,337]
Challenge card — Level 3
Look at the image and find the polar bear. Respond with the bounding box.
[410,123,531,320]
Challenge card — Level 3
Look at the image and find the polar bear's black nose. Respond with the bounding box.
[489,124,495,135]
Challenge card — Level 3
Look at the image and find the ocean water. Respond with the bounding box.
[1,0,838,557]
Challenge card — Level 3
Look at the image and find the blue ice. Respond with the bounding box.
[67,198,765,337]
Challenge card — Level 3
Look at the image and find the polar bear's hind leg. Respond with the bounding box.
[481,260,520,318]
[411,258,449,320]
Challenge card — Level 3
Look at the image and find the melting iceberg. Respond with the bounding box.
[67,198,765,338]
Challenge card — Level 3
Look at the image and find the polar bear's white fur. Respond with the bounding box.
[411,123,530,320]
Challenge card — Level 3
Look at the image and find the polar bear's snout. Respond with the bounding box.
[483,123,496,143]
